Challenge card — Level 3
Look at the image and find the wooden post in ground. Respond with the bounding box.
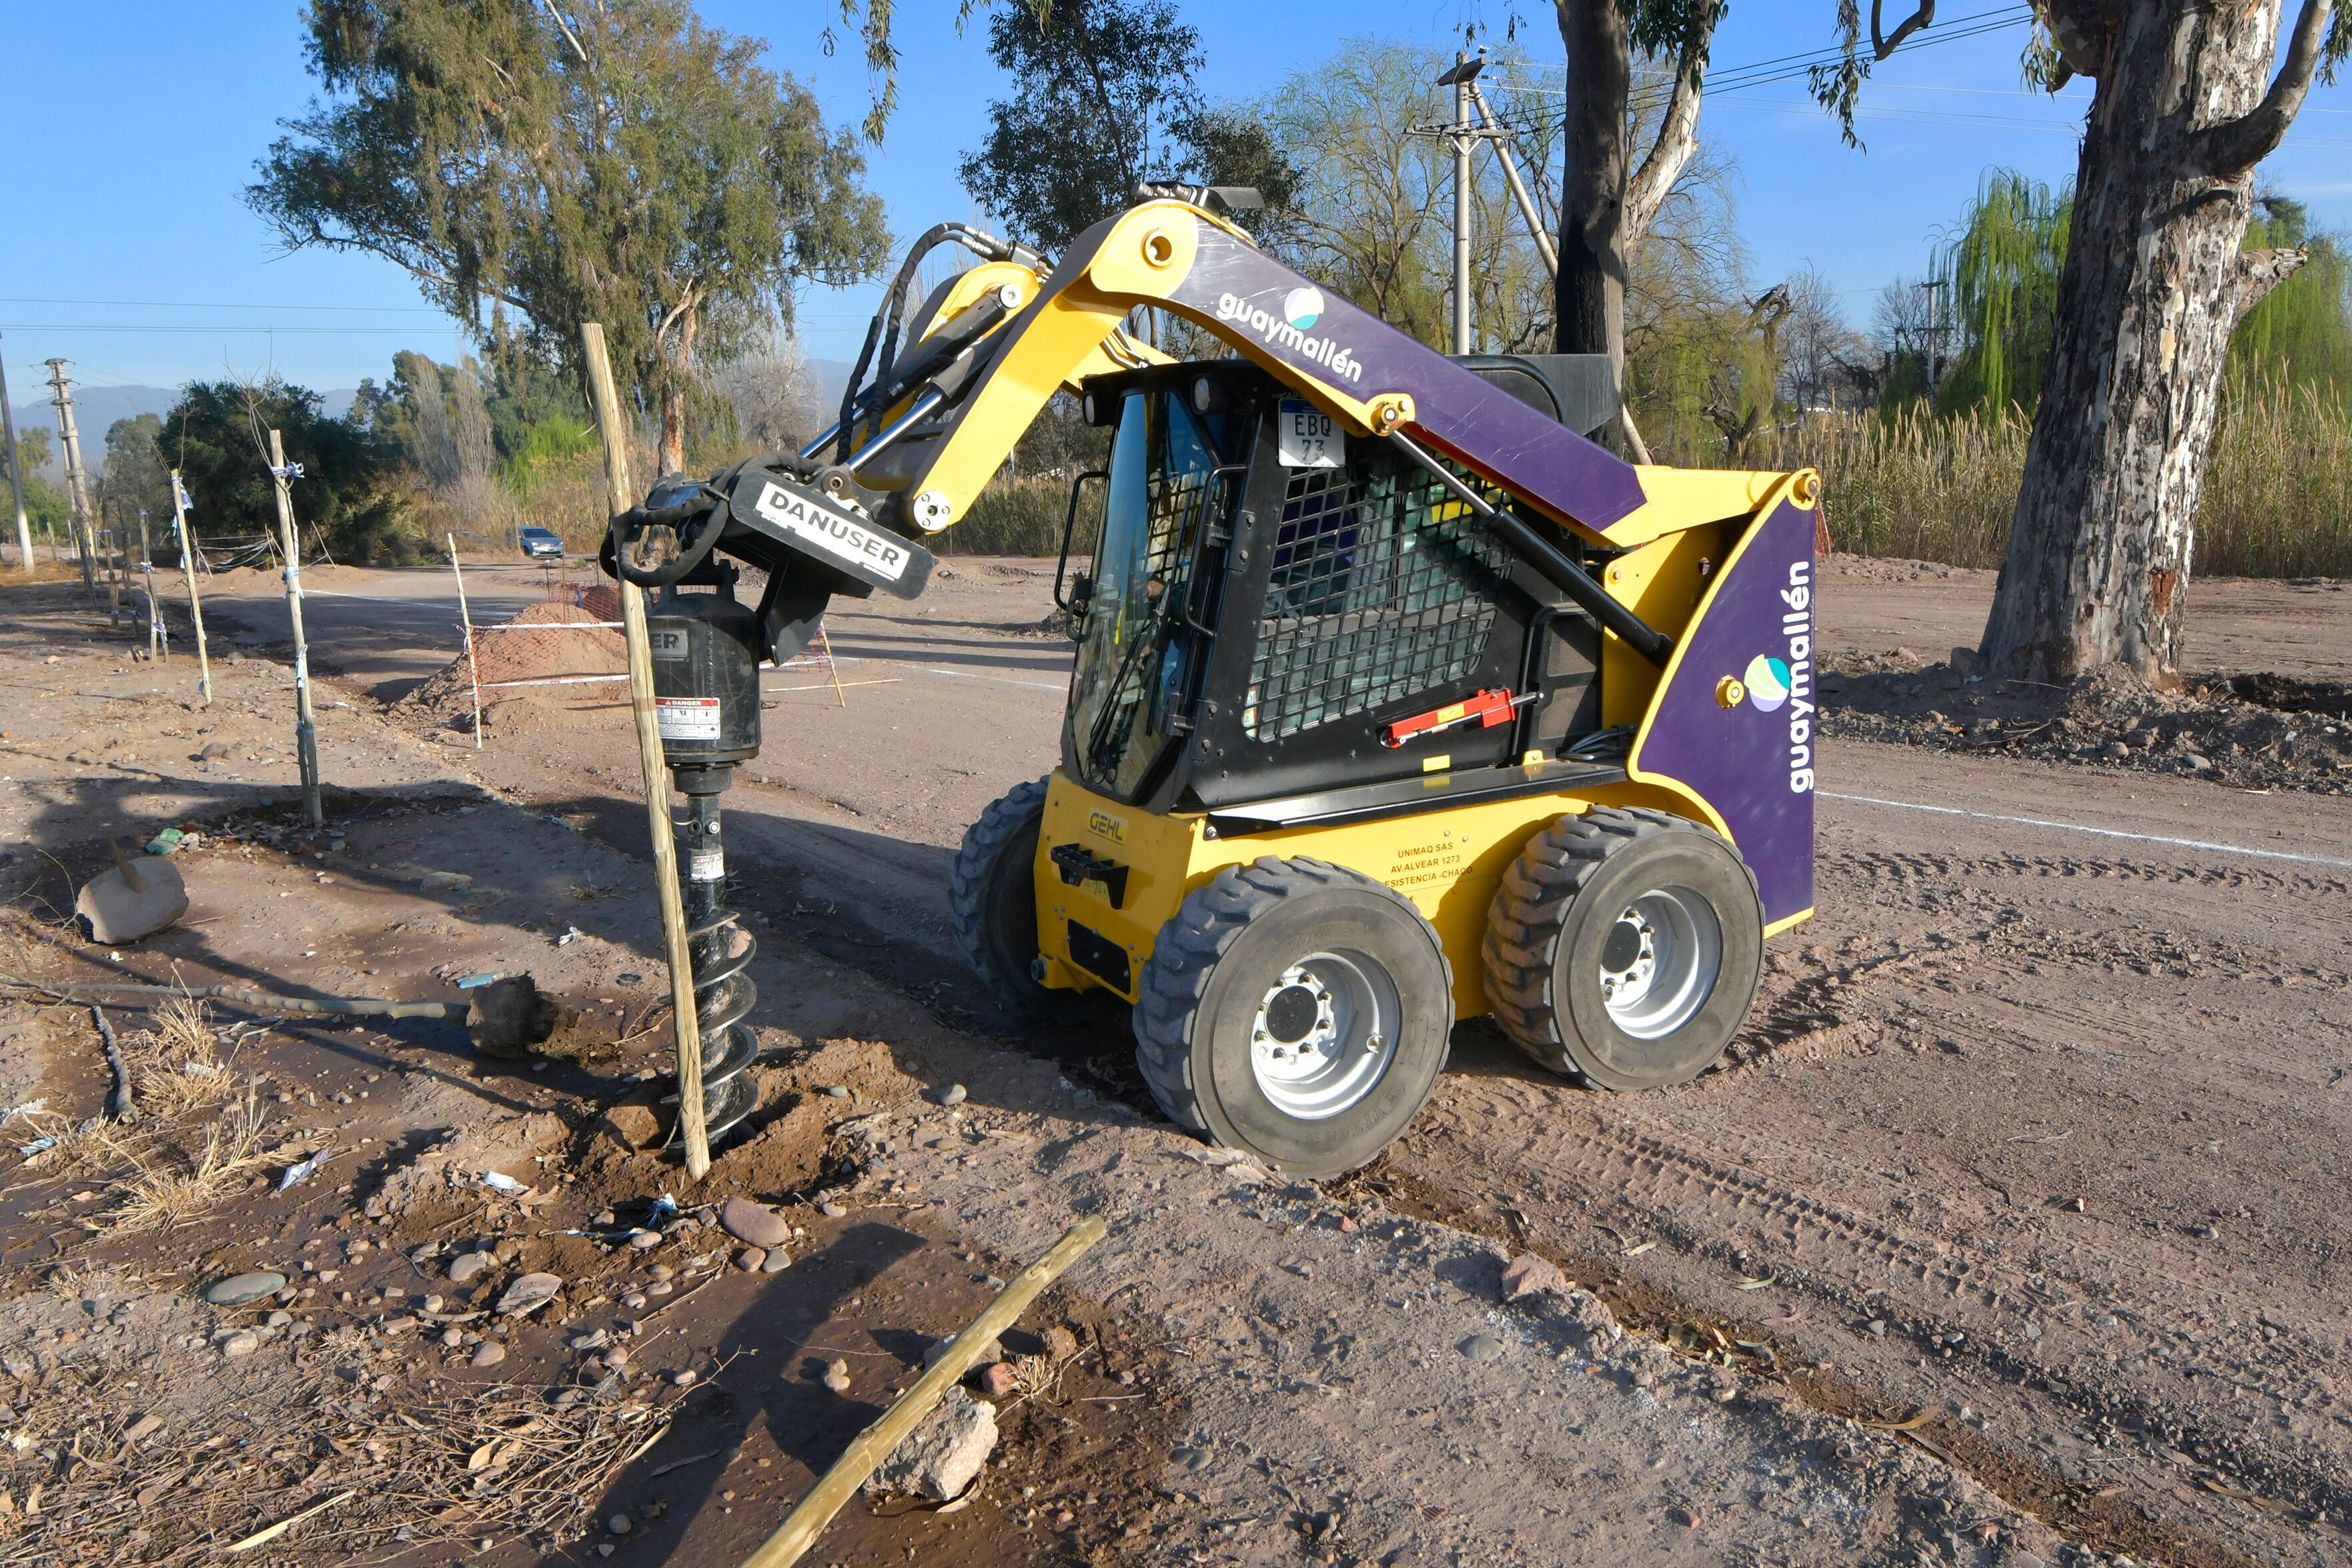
[137,510,165,662]
[173,490,213,706]
[448,532,484,750]
[817,625,847,708]
[267,430,324,826]
[580,321,710,1180]
[734,1217,1109,1568]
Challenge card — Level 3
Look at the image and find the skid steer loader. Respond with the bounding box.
[602,189,1818,1177]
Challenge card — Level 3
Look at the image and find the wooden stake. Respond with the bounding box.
[580,321,710,1180]
[733,1216,1109,1568]
[173,483,213,706]
[267,430,324,826]
[818,624,847,708]
[137,510,165,661]
[448,532,484,750]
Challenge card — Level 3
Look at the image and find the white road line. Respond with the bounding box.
[818,651,1067,694]
[1820,790,2352,871]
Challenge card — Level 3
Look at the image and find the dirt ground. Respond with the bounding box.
[1,550,2347,1567]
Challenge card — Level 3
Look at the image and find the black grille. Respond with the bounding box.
[1245,452,1514,740]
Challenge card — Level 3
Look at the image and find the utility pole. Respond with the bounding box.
[0,336,31,576]
[1463,77,1655,464]
[1917,279,1948,393]
[267,430,324,826]
[43,359,97,599]
[1411,53,1502,357]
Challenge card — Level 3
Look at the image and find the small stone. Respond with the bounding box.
[933,1082,967,1106]
[203,1271,287,1307]
[421,1295,445,1314]
[2183,753,2213,772]
[2101,740,2131,760]
[2191,1223,2221,1240]
[627,1229,662,1251]
[440,1327,464,1348]
[1043,1325,1080,1361]
[470,1341,506,1368]
[1866,1319,1888,1339]
[670,1368,697,1387]
[1460,1333,1505,1363]
[648,1264,674,1283]
[822,1084,849,1098]
[1668,1505,1700,1528]
[606,1513,632,1535]
[496,1273,562,1315]
[977,1362,1019,1398]
[761,1248,790,1274]
[219,1331,259,1357]
[720,1197,790,1250]
[265,1310,292,1329]
[605,1345,631,1368]
[820,1202,848,1219]
[447,1253,490,1285]
[734,1247,766,1272]
[1500,1254,1566,1301]
[822,1359,852,1393]
[570,1330,610,1352]
[621,1292,648,1310]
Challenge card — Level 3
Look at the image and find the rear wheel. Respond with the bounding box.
[949,778,1057,1015]
[1482,807,1762,1091]
[1133,857,1453,1179]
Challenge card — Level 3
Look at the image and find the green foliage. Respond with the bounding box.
[161,379,415,564]
[959,0,1214,254]
[251,0,888,468]
[2231,196,2352,402]
[100,414,174,532]
[7,428,67,540]
[1931,170,2071,416]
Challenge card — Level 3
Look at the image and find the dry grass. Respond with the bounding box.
[94,1084,276,1235]
[0,1370,672,1565]
[128,995,247,1118]
[1762,379,2352,578]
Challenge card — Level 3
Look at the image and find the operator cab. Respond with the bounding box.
[1055,355,1628,824]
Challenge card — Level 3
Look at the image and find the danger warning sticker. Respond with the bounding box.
[655,696,721,741]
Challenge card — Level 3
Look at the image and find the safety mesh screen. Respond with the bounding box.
[1245,452,1514,741]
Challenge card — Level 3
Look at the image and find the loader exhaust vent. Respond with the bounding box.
[1246,451,1514,740]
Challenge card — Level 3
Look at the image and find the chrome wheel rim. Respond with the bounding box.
[1597,887,1722,1040]
[1247,950,1398,1120]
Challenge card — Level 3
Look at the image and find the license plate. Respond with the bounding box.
[1277,399,1342,468]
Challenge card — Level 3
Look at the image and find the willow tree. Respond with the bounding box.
[1824,0,2349,680]
[1932,170,2073,416]
[250,0,887,474]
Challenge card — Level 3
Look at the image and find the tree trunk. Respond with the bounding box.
[1978,0,2323,681]
[1554,0,1630,375]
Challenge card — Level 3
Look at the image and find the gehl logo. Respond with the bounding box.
[1087,810,1127,845]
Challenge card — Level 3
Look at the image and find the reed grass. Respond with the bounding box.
[1761,377,2352,579]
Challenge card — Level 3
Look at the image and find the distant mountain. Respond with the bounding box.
[11,384,360,474]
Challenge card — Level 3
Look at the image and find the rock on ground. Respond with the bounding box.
[868,1387,997,1502]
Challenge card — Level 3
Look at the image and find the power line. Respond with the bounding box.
[0,295,451,314]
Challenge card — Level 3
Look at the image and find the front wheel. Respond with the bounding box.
[1133,857,1453,1179]
[1482,806,1764,1091]
[949,778,1059,1016]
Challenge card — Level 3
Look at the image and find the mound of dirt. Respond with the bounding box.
[403,596,627,722]
[1820,646,2352,794]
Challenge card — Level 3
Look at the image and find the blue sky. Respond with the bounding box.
[3,1,2347,403]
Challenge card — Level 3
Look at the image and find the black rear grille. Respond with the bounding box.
[1245,454,1513,740]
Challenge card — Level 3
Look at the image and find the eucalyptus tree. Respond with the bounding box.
[1819,0,2349,679]
[250,0,887,475]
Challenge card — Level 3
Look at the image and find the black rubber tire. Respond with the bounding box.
[1133,856,1454,1180]
[1482,806,1763,1091]
[949,777,1058,1014]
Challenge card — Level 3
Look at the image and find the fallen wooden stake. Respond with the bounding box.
[224,1487,358,1553]
[734,1215,1109,1568]
[1,974,465,1021]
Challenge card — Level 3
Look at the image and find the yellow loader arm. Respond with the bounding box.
[829,197,1771,556]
